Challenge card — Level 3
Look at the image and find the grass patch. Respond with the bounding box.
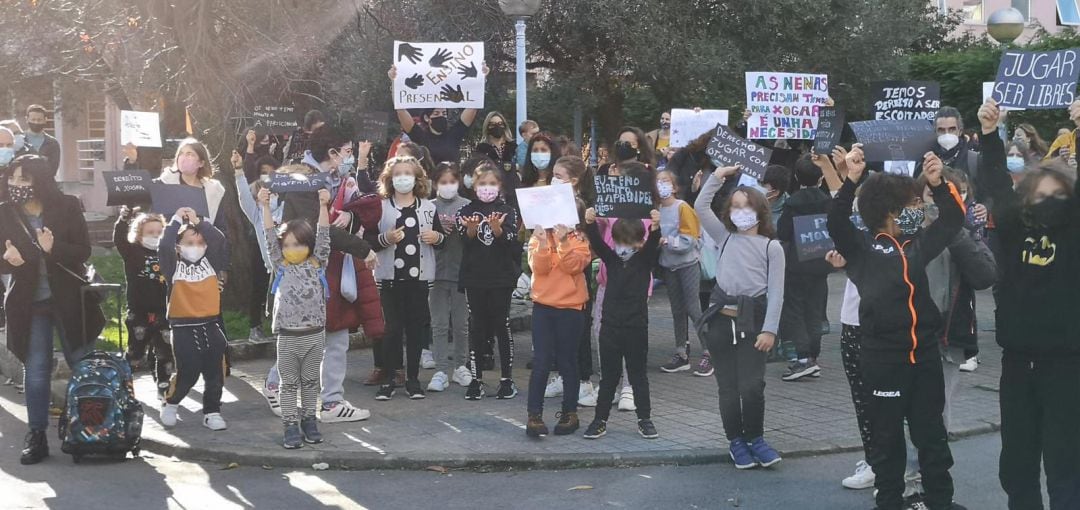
[90,252,255,352]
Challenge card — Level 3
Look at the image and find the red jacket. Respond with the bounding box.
[325,189,384,338]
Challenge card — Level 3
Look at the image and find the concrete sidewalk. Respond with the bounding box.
[127,274,1002,470]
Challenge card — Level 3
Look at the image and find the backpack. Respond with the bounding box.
[59,351,144,462]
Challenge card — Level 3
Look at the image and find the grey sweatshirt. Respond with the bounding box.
[658,199,701,270]
[266,225,331,332]
[434,195,470,282]
[694,174,786,335]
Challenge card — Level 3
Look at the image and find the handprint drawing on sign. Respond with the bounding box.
[405,73,424,90]
[398,42,423,64]
[440,84,465,103]
[457,61,478,79]
[429,47,453,69]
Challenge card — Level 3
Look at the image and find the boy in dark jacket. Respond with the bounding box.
[777,154,833,380]
[828,147,966,510]
[582,208,662,440]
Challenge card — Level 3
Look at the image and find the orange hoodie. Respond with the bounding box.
[528,231,592,310]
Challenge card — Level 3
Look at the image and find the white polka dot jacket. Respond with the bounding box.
[371,195,446,283]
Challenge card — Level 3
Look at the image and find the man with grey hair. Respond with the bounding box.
[932,106,978,177]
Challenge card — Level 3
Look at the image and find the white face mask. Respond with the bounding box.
[180,245,206,263]
[463,174,474,189]
[657,181,674,199]
[937,133,960,151]
[141,236,161,251]
[392,174,416,194]
[614,244,638,261]
[437,183,459,200]
[551,177,568,185]
[730,207,759,231]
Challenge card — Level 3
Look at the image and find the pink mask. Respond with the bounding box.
[178,157,201,176]
[476,185,499,203]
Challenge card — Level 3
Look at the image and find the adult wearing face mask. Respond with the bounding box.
[23,106,61,175]
[980,99,1080,510]
[156,138,228,233]
[646,111,672,164]
[598,127,656,177]
[520,133,560,188]
[1012,123,1048,161]
[0,120,29,159]
[0,155,96,464]
[474,111,516,169]
[387,65,485,165]
[931,106,978,181]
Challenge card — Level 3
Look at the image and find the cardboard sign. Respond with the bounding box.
[884,161,916,177]
[393,41,485,109]
[745,72,830,139]
[269,172,326,193]
[516,183,579,229]
[149,182,210,219]
[669,109,729,148]
[593,175,654,218]
[813,107,845,155]
[251,105,297,135]
[120,111,162,148]
[793,213,834,262]
[705,125,773,181]
[104,170,152,206]
[991,49,1080,110]
[849,120,936,162]
[871,81,941,120]
[356,112,390,142]
[982,81,1024,112]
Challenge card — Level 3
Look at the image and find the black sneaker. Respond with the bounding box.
[660,354,691,373]
[583,418,607,439]
[781,360,820,381]
[465,380,485,401]
[495,379,518,399]
[375,384,395,401]
[637,419,658,439]
[405,379,426,399]
[20,430,48,465]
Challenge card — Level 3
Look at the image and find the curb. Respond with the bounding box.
[136,421,1001,472]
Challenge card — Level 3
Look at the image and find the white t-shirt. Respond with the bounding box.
[840,278,861,327]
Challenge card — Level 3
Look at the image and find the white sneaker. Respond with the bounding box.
[842,460,876,490]
[202,412,227,431]
[618,386,636,412]
[427,371,449,392]
[577,381,598,407]
[263,380,282,417]
[958,357,978,372]
[320,400,371,423]
[160,403,178,427]
[421,349,436,369]
[544,375,564,398]
[452,365,473,387]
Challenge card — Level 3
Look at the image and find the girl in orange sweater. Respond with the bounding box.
[524,205,592,438]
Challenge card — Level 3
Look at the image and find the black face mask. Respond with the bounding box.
[8,184,34,204]
[1028,197,1069,229]
[430,117,448,133]
[660,121,671,129]
[487,125,505,138]
[27,122,46,133]
[613,140,639,162]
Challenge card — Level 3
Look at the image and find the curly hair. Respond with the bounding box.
[378,156,430,199]
[857,173,918,233]
[127,211,166,245]
[616,126,656,168]
[718,186,776,239]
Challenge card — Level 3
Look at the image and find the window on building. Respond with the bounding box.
[962,0,984,24]
[1012,0,1029,21]
[1059,0,1080,26]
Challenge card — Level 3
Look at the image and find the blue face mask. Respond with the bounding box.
[1006,156,1026,174]
[0,148,14,167]
[530,152,551,169]
[341,154,356,167]
[614,244,637,261]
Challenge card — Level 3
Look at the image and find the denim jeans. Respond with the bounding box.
[25,305,84,431]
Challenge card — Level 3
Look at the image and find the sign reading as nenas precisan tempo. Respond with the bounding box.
[745,72,829,140]
[393,41,485,109]
[991,49,1080,110]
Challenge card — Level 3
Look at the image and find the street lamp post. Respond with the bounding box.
[499,0,542,146]
[986,7,1025,45]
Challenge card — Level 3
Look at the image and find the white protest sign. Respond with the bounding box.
[120,110,162,148]
[669,109,729,148]
[884,161,916,177]
[745,72,829,140]
[983,81,1024,112]
[516,183,579,229]
[393,41,485,109]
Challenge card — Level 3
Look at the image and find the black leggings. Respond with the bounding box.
[465,287,514,380]
[841,324,873,459]
[378,280,430,382]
